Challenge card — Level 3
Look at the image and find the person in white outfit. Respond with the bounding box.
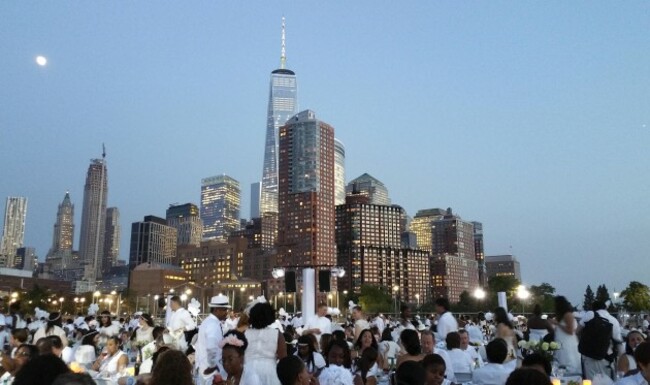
[472,339,513,385]
[195,294,230,385]
[167,295,196,352]
[303,303,332,344]
[580,300,623,381]
[435,297,458,341]
[244,298,287,385]
[421,330,455,383]
[33,312,68,348]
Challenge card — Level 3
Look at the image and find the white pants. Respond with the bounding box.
[582,356,614,380]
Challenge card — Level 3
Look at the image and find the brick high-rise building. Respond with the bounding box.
[177,238,248,287]
[336,193,428,303]
[429,209,479,302]
[277,110,335,295]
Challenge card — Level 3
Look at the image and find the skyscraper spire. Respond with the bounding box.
[280,16,286,69]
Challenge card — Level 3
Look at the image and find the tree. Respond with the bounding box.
[621,281,650,312]
[583,285,595,310]
[452,290,476,312]
[358,285,394,314]
[596,284,611,305]
[487,276,520,309]
[529,282,556,312]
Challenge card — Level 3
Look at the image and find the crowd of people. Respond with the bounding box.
[1,293,649,385]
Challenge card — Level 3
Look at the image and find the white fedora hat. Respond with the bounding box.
[208,294,231,308]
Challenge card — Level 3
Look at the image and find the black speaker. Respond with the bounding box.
[319,270,331,292]
[284,271,297,293]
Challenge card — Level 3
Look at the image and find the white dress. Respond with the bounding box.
[245,327,281,385]
[554,319,581,374]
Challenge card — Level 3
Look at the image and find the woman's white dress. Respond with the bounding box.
[245,327,281,385]
[554,319,581,374]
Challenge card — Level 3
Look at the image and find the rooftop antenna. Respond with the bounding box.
[280,16,286,69]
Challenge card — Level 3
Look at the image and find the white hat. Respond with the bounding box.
[208,294,231,308]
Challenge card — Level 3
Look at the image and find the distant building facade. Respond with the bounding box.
[129,216,177,270]
[260,21,298,216]
[47,192,74,259]
[336,193,428,302]
[409,208,447,253]
[345,174,391,206]
[472,221,487,287]
[276,110,336,295]
[0,197,28,267]
[14,247,36,271]
[166,203,202,247]
[334,138,346,206]
[176,238,248,288]
[200,175,241,240]
[429,209,480,302]
[103,207,120,274]
[128,262,188,297]
[485,254,521,281]
[78,158,108,280]
[250,182,261,219]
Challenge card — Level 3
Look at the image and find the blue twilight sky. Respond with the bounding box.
[1,2,649,306]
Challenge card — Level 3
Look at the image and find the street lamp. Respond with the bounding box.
[59,297,65,311]
[516,285,530,314]
[80,298,86,313]
[415,294,420,307]
[154,295,159,318]
[93,291,101,304]
[393,285,399,315]
[474,288,486,311]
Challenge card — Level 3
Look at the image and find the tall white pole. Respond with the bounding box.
[302,268,315,324]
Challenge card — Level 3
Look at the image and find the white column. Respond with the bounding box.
[497,292,508,313]
[302,268,315,323]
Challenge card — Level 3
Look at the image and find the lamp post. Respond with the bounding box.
[474,287,486,312]
[516,285,529,314]
[153,295,159,318]
[415,293,420,307]
[80,297,86,313]
[93,291,101,304]
[393,285,399,315]
[59,297,65,312]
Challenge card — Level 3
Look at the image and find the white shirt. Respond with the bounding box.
[471,363,513,385]
[448,348,475,373]
[195,314,224,375]
[615,372,648,385]
[437,311,458,340]
[295,351,326,374]
[291,316,304,328]
[168,307,196,333]
[462,346,484,367]
[434,347,456,383]
[33,325,69,347]
[303,315,331,342]
[580,309,623,354]
[372,316,385,334]
[354,319,370,340]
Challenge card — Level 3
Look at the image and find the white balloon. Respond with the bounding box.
[36,56,47,66]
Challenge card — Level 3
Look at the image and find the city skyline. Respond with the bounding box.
[1,3,649,305]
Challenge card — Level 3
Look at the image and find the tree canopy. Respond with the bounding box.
[621,281,650,312]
